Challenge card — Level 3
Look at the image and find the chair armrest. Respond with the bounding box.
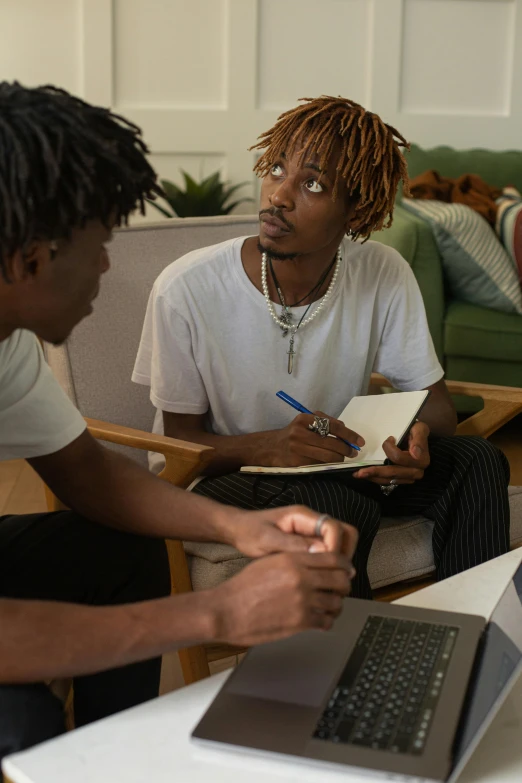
[441,380,522,402]
[85,418,214,489]
[369,374,522,438]
[442,382,522,438]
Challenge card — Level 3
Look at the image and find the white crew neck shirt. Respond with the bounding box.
[133,235,443,468]
[0,329,86,462]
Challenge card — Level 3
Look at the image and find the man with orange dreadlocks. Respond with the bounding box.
[134,96,510,598]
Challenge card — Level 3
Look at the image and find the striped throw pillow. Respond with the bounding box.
[496,187,522,286]
[402,199,522,314]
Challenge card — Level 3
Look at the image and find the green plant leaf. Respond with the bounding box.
[156,169,253,217]
[217,181,253,210]
[181,170,201,196]
[145,197,175,218]
[222,198,255,215]
[200,171,222,194]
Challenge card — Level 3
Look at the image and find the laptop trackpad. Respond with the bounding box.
[227,631,346,707]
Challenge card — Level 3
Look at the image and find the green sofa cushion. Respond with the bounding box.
[406,145,522,194]
[446,357,522,389]
[372,205,445,360]
[402,199,522,314]
[445,301,522,363]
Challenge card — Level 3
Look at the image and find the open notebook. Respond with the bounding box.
[240,390,430,475]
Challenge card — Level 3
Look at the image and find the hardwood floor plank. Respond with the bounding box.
[1,460,46,516]
[0,460,25,515]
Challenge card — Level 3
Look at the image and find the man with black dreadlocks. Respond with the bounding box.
[134,95,510,600]
[0,83,357,760]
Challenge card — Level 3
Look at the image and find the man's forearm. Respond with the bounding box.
[163,427,276,475]
[30,432,244,542]
[419,398,457,437]
[0,592,216,683]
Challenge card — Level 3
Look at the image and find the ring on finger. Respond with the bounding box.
[390,478,398,485]
[314,513,330,537]
[380,483,397,496]
[308,416,330,438]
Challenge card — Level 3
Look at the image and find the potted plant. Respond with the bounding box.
[147,170,253,218]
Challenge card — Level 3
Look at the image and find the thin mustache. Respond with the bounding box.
[259,207,294,231]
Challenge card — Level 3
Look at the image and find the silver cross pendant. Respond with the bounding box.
[287,335,295,374]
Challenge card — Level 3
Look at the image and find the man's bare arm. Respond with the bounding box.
[417,378,457,437]
[162,410,363,474]
[162,379,457,474]
[29,430,243,542]
[0,552,354,683]
[162,411,278,474]
[0,593,212,683]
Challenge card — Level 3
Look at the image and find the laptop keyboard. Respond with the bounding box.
[313,615,459,755]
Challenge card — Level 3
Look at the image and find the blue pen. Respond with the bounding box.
[276,390,361,452]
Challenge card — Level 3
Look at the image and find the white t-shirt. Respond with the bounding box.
[132,235,443,470]
[0,329,86,462]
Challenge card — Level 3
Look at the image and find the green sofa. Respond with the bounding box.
[373,144,522,397]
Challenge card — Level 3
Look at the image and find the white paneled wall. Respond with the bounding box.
[1,0,521,222]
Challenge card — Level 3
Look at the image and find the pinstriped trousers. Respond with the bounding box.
[192,436,510,599]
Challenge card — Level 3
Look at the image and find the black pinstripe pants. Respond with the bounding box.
[193,436,511,599]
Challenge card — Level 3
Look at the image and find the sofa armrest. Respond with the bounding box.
[371,204,445,361]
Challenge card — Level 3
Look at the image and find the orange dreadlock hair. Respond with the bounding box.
[250,96,410,241]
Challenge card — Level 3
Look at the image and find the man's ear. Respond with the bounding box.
[6,242,54,283]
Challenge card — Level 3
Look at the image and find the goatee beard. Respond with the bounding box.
[257,241,298,261]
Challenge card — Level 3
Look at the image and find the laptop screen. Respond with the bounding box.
[453,560,522,766]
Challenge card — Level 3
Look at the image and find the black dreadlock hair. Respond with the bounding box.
[0,81,162,279]
[250,95,410,241]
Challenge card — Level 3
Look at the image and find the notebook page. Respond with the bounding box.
[339,390,429,464]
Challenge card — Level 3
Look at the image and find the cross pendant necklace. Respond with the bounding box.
[287,332,296,374]
[261,247,343,377]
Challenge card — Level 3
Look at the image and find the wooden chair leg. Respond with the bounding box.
[164,538,211,682]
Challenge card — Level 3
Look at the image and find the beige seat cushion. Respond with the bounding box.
[186,486,522,592]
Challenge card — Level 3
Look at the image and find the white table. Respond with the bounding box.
[4,548,522,783]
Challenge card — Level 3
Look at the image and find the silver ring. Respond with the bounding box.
[390,478,398,486]
[314,514,330,537]
[380,484,397,496]
[308,416,330,438]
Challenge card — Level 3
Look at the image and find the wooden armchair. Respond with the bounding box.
[44,378,522,687]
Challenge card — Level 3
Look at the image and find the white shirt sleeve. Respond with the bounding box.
[373,263,444,391]
[132,288,209,414]
[0,330,87,461]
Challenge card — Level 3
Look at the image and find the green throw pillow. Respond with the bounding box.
[402,199,522,314]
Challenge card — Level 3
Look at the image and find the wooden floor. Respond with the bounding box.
[0,459,46,516]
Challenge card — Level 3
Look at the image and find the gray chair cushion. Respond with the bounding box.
[186,486,522,591]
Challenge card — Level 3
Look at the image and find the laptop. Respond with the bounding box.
[192,559,522,782]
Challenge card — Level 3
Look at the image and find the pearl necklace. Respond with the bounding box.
[261,247,342,374]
